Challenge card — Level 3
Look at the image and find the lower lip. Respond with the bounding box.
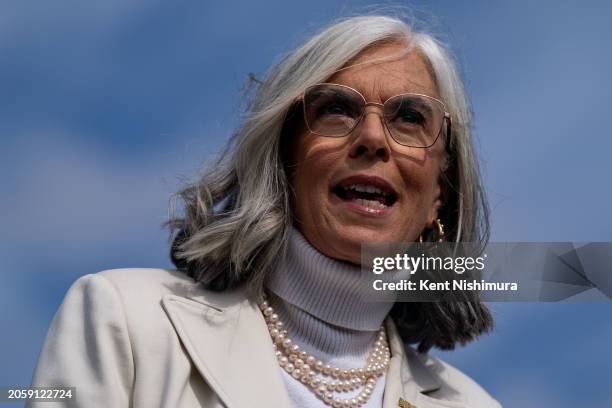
[330,193,394,218]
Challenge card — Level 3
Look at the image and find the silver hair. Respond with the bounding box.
[167,13,492,352]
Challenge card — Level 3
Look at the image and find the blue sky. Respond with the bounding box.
[1,1,612,407]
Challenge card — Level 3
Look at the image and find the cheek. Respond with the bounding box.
[395,150,442,206]
[291,137,345,214]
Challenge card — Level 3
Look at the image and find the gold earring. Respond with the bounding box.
[419,218,445,243]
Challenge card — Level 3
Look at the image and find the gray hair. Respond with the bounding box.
[167,13,492,352]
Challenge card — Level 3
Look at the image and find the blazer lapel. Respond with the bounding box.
[161,287,292,408]
[383,318,467,408]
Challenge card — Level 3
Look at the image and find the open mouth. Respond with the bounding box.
[332,175,398,211]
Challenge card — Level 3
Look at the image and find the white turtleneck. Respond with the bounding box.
[264,227,396,408]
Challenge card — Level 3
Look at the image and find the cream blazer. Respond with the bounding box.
[28,268,501,408]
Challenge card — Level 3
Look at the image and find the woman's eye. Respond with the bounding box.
[397,109,425,125]
[395,109,425,126]
[323,103,348,115]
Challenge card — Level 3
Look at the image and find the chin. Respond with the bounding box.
[329,225,401,263]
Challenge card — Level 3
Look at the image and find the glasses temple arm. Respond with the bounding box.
[444,113,452,154]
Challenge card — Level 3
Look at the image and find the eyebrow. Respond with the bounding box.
[391,95,435,116]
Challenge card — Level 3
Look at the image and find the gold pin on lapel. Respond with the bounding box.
[398,397,417,408]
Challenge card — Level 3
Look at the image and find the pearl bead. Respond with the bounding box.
[263,307,273,316]
[295,359,304,368]
[323,364,332,375]
[324,392,334,403]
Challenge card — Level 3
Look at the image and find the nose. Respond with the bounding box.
[348,106,391,161]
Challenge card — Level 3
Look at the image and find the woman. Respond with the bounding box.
[29,14,500,408]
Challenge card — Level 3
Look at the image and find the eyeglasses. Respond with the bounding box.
[299,83,452,149]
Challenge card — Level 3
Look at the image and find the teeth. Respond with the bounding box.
[348,184,385,195]
[354,198,388,210]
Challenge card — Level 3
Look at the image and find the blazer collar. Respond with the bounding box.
[161,285,292,408]
[383,318,451,408]
[162,286,459,408]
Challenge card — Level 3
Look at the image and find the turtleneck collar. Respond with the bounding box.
[263,226,392,406]
[264,225,395,334]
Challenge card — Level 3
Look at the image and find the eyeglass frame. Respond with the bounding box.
[296,82,453,152]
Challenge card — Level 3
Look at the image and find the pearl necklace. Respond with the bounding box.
[259,299,391,408]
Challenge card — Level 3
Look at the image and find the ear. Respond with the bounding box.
[426,181,443,228]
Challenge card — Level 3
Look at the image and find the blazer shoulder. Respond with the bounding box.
[59,268,200,319]
[97,267,194,287]
[415,350,502,408]
[64,268,246,340]
[91,267,247,311]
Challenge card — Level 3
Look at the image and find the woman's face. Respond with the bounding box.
[289,41,446,264]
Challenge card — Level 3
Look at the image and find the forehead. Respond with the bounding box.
[326,41,439,101]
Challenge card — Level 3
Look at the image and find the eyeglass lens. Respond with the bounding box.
[303,84,444,147]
